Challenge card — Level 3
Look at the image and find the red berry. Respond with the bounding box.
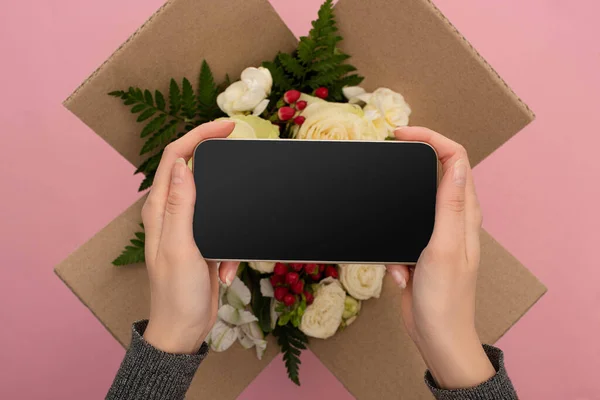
[284,89,301,104]
[319,264,326,273]
[310,272,322,281]
[290,263,304,272]
[315,87,329,99]
[325,265,339,279]
[270,274,283,287]
[274,263,288,276]
[304,263,318,275]
[283,294,296,306]
[277,106,295,121]
[285,272,300,286]
[293,116,305,125]
[291,280,305,294]
[274,286,289,301]
[296,100,307,111]
[304,291,314,305]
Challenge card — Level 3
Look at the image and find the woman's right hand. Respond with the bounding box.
[387,127,496,390]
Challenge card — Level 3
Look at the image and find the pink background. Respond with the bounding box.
[1,0,598,398]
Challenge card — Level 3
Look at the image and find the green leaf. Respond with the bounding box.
[182,78,196,119]
[273,325,308,385]
[108,90,124,97]
[135,150,163,174]
[131,104,146,114]
[155,90,166,111]
[140,114,167,138]
[137,108,157,122]
[138,172,155,191]
[144,89,153,106]
[198,60,217,107]
[278,53,304,79]
[112,225,146,266]
[169,79,182,115]
[140,121,178,155]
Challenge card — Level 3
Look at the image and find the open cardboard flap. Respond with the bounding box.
[57,0,546,398]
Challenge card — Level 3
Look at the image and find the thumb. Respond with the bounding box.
[161,157,196,247]
[429,158,468,248]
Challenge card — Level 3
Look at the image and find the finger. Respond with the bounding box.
[387,264,410,289]
[464,167,482,267]
[429,157,469,250]
[394,126,464,170]
[160,157,197,251]
[145,120,235,244]
[219,261,240,287]
[207,261,219,322]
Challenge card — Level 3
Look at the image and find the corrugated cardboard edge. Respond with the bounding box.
[422,0,535,121]
[63,0,174,107]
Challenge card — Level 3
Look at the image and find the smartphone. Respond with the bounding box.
[192,139,437,264]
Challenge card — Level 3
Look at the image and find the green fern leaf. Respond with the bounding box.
[198,60,217,107]
[143,90,153,106]
[112,225,146,266]
[140,114,167,138]
[182,78,196,119]
[131,104,146,114]
[278,53,304,79]
[137,108,157,122]
[155,90,166,111]
[273,324,308,385]
[138,172,155,191]
[140,121,178,155]
[169,79,182,115]
[108,90,124,97]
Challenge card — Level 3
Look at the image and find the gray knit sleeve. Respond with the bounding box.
[106,320,208,400]
[425,345,517,400]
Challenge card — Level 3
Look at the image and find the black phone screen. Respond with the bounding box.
[193,139,437,264]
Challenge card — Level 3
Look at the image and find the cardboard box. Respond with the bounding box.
[56,0,546,398]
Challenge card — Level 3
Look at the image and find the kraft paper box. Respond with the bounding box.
[56,0,546,398]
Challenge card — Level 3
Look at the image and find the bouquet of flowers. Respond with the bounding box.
[109,0,411,384]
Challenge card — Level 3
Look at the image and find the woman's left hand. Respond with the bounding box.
[142,121,239,354]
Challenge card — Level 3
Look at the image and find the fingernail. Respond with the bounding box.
[172,158,186,185]
[453,159,467,187]
[390,269,407,289]
[225,270,236,286]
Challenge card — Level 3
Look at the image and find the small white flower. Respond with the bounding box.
[208,320,238,352]
[248,261,276,274]
[342,86,367,103]
[217,304,258,326]
[338,264,386,300]
[217,67,272,116]
[260,278,274,297]
[227,277,251,309]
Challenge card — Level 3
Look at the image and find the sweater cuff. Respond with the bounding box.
[106,320,209,400]
[424,345,517,400]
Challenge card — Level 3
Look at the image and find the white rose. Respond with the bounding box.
[355,88,411,138]
[248,261,275,274]
[220,115,279,139]
[338,264,386,300]
[217,67,272,116]
[299,278,345,339]
[293,101,381,141]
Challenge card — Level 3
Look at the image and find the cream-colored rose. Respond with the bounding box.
[293,101,381,141]
[220,115,279,139]
[338,264,386,300]
[358,88,411,138]
[299,278,345,339]
[217,67,272,116]
[248,261,275,274]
